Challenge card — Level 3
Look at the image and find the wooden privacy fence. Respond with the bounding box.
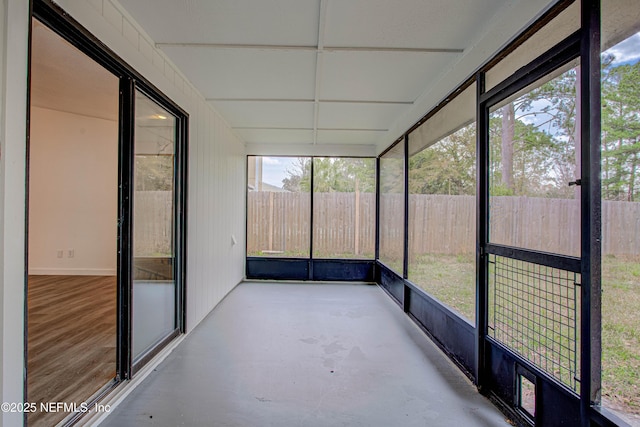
[398,195,638,257]
[488,196,582,256]
[246,191,376,256]
[314,192,376,256]
[247,191,311,255]
[139,191,640,257]
[602,200,640,255]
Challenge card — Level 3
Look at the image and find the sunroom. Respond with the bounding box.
[0,0,638,426]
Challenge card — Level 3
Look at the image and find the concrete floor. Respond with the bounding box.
[101,282,512,426]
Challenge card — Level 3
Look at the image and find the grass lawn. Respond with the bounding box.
[601,255,640,417]
[408,253,476,322]
[408,253,639,418]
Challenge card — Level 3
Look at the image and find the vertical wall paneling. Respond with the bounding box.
[195,96,205,324]
[206,104,212,309]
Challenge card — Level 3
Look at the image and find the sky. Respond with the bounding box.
[606,31,640,66]
[261,157,299,188]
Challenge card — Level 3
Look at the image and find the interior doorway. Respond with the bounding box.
[27,18,119,426]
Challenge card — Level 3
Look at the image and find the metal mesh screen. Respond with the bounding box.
[488,254,581,393]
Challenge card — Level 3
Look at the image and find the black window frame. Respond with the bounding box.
[245,155,377,282]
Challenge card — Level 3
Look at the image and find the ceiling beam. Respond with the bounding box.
[234,126,388,132]
[206,98,314,102]
[206,98,413,105]
[155,43,463,54]
[313,0,329,145]
[234,126,313,130]
[324,46,463,53]
[318,128,388,132]
[156,42,316,51]
[320,99,414,105]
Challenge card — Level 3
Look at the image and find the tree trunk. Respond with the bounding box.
[501,103,515,192]
[354,177,360,255]
[629,151,637,202]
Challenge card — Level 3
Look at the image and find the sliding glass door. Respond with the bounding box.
[28,5,188,423]
[132,90,178,361]
[27,17,119,426]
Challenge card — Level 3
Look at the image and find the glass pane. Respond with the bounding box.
[379,143,405,274]
[247,156,311,257]
[408,122,476,324]
[313,158,376,259]
[489,63,581,257]
[600,2,640,420]
[133,90,176,360]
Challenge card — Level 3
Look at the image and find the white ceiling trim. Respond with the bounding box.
[208,98,413,105]
[320,99,413,105]
[313,0,329,145]
[245,142,377,157]
[319,128,388,132]
[155,42,464,54]
[208,98,314,102]
[156,43,317,51]
[235,127,388,131]
[236,127,314,130]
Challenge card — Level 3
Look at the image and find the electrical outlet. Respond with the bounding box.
[57,250,63,258]
[68,249,74,258]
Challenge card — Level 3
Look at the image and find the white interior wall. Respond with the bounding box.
[28,106,118,275]
[0,1,29,426]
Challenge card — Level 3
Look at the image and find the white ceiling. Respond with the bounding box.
[31,19,176,154]
[31,20,119,121]
[116,0,556,151]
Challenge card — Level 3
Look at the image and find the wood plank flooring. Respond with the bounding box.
[27,275,117,427]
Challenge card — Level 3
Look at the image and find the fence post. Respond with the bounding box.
[355,179,360,256]
[268,191,274,252]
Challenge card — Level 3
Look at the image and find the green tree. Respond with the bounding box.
[314,158,376,193]
[488,66,580,198]
[409,123,476,195]
[282,157,376,193]
[380,155,404,194]
[282,157,311,192]
[489,110,563,197]
[602,60,640,201]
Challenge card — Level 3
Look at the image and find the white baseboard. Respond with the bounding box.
[28,268,117,276]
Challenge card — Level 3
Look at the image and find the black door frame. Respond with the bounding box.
[476,1,605,425]
[476,32,584,426]
[25,0,188,420]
